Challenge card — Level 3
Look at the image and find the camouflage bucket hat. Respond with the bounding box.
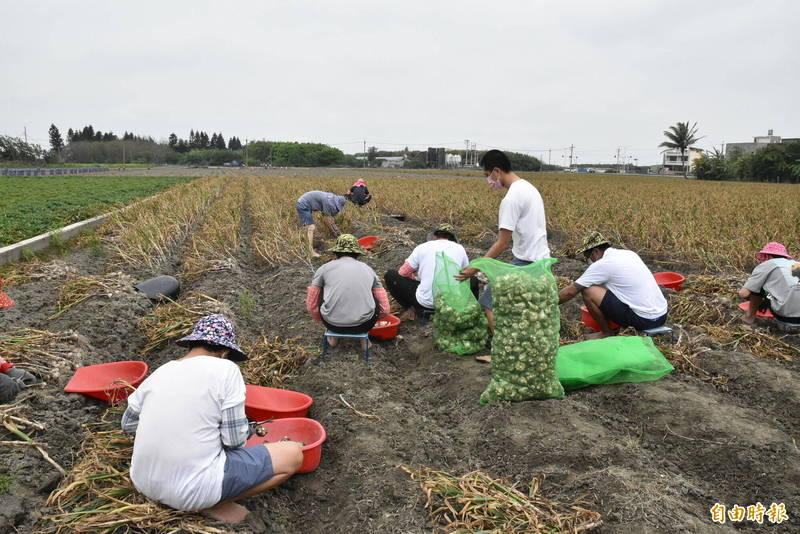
[328,233,366,254]
[428,223,459,243]
[577,231,611,256]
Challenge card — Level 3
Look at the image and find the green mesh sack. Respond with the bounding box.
[470,257,564,403]
[556,336,674,390]
[432,251,488,355]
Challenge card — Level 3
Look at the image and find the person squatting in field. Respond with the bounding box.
[306,234,390,349]
[739,242,800,325]
[558,231,668,339]
[121,315,304,524]
[0,357,37,403]
[295,179,371,257]
[455,149,550,362]
[385,223,478,321]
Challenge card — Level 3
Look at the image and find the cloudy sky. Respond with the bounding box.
[2,1,798,165]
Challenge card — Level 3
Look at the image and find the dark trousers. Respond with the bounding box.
[384,269,478,311]
[323,306,379,334]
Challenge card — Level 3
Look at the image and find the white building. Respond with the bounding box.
[725,129,800,157]
[377,156,407,168]
[661,148,703,174]
[445,154,462,167]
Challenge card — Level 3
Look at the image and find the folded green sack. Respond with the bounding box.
[556,336,674,391]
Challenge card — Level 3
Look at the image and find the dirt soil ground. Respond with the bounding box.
[1,170,798,533]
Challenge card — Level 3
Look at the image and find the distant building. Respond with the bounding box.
[661,148,703,174]
[445,154,462,168]
[376,156,407,168]
[725,129,798,157]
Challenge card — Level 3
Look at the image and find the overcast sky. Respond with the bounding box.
[2,1,798,165]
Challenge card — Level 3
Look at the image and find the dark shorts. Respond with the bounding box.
[478,258,532,310]
[323,306,380,335]
[600,290,667,331]
[295,201,315,226]
[219,445,274,502]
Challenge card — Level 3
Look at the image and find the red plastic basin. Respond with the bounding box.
[358,236,379,250]
[245,417,326,473]
[738,301,774,318]
[369,314,400,340]
[64,361,148,403]
[653,271,685,291]
[580,305,620,332]
[245,385,313,421]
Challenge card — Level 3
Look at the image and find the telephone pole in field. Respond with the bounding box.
[569,144,574,168]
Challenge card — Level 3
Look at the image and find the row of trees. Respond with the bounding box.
[167,131,244,153]
[694,142,800,183]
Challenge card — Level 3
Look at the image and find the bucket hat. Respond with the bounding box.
[176,314,247,362]
[755,242,793,263]
[427,223,459,243]
[328,234,366,254]
[577,231,611,256]
[0,278,14,309]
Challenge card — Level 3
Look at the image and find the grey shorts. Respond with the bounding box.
[296,201,315,226]
[219,445,274,502]
[478,258,533,311]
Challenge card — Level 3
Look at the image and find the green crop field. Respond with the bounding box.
[0,176,194,247]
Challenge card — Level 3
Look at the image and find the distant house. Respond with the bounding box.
[376,156,407,168]
[661,148,703,174]
[725,129,798,157]
[445,154,462,168]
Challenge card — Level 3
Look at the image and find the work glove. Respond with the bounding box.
[5,366,38,386]
[0,373,23,403]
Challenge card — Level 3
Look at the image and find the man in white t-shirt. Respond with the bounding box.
[121,315,303,524]
[558,232,668,339]
[385,223,475,321]
[456,150,550,359]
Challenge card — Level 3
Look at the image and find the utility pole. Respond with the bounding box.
[569,144,574,168]
[363,140,366,168]
[616,147,621,174]
[245,139,248,166]
[548,149,552,169]
[23,127,27,143]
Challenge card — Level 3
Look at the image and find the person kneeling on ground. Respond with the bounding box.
[121,315,303,524]
[558,231,668,339]
[739,242,800,325]
[0,357,37,403]
[385,223,477,322]
[306,234,390,348]
[295,180,372,258]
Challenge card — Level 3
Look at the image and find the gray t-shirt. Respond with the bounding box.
[297,191,346,217]
[311,256,382,326]
[744,258,800,318]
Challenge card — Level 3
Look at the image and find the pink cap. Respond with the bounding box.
[755,242,792,263]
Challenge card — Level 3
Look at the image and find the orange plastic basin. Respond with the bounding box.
[245,417,326,473]
[245,385,313,421]
[653,271,685,291]
[369,314,400,340]
[738,301,774,318]
[358,236,379,250]
[64,361,148,403]
[580,305,620,332]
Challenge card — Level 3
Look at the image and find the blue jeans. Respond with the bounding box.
[477,258,532,311]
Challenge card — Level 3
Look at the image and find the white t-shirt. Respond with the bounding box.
[575,248,668,320]
[498,179,550,262]
[127,356,246,511]
[407,239,469,308]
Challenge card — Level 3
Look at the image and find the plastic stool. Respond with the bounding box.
[642,325,675,344]
[322,331,370,362]
[420,309,435,321]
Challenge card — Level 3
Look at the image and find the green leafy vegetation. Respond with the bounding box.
[0,176,193,247]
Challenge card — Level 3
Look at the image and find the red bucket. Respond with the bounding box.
[358,236,378,250]
[64,361,148,403]
[245,385,313,421]
[580,305,620,332]
[653,271,685,291]
[245,418,326,473]
[738,301,774,319]
[369,314,400,340]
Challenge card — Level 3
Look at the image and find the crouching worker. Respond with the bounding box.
[306,234,390,348]
[121,315,303,524]
[0,357,37,402]
[558,231,668,339]
[385,223,476,321]
[739,242,800,325]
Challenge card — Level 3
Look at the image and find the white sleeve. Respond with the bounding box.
[498,196,518,232]
[457,246,469,268]
[407,246,421,270]
[575,262,609,289]
[220,364,247,411]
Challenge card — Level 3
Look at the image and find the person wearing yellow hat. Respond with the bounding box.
[558,231,668,339]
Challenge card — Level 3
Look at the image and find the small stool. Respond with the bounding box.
[775,319,800,333]
[642,325,675,344]
[322,331,370,362]
[420,309,435,321]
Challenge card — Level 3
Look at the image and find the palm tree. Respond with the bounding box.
[659,121,702,178]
